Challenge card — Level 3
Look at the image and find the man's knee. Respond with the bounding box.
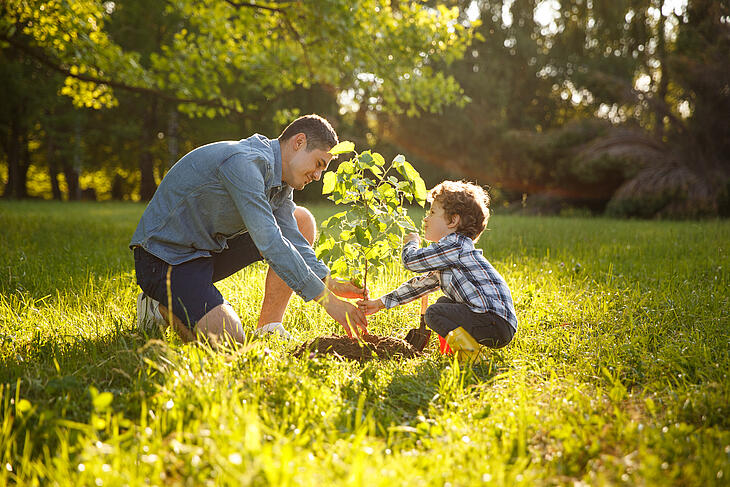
[294,206,316,244]
[194,303,245,345]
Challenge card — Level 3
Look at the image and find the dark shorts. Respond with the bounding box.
[133,233,263,330]
[424,296,515,349]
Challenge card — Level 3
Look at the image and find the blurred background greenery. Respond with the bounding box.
[1,0,728,218]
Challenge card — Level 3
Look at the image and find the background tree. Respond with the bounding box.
[379,0,729,217]
[1,0,475,200]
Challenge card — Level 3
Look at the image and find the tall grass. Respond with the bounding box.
[0,200,728,485]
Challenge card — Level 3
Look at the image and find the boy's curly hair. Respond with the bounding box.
[428,180,490,240]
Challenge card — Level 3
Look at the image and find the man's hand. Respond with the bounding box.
[325,276,369,300]
[316,290,368,338]
[404,232,420,244]
[357,298,385,316]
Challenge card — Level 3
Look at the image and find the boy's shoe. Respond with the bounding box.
[438,334,453,355]
[445,327,484,362]
[136,292,166,333]
[254,322,292,340]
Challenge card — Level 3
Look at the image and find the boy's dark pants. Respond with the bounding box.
[424,296,514,349]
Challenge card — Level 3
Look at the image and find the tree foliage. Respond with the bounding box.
[381,0,730,217]
[0,0,476,199]
[1,0,475,116]
[316,142,426,292]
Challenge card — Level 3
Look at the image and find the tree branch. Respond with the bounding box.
[223,1,295,13]
[3,34,232,110]
[223,0,314,78]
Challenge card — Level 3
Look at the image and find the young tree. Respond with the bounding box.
[316,142,427,295]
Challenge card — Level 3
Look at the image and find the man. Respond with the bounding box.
[130,114,368,345]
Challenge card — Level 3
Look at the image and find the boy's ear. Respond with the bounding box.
[448,214,460,229]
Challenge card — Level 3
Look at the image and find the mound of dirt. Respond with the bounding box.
[293,334,419,361]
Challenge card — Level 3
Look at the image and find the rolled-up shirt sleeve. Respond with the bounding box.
[217,155,325,301]
[273,198,331,280]
[382,272,440,309]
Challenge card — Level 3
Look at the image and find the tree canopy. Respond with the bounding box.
[1,0,475,198]
[1,0,728,217]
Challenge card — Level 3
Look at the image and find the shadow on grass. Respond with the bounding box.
[0,327,168,426]
[332,348,507,434]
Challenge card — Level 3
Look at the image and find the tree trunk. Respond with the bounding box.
[63,161,80,201]
[654,2,668,140]
[139,98,159,200]
[167,107,179,169]
[64,118,83,200]
[2,119,21,198]
[47,137,63,200]
[2,113,29,199]
[18,133,30,198]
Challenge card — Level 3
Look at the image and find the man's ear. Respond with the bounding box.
[294,133,307,151]
[448,214,460,229]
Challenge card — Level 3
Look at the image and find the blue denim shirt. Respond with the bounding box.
[130,134,329,301]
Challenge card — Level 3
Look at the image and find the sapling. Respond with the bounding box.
[316,141,427,296]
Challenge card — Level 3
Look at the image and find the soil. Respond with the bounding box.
[292,334,419,361]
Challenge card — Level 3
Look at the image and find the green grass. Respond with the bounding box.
[0,200,728,486]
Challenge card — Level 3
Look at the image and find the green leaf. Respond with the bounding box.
[387,232,401,247]
[338,160,355,175]
[402,161,420,182]
[322,171,336,194]
[358,152,374,168]
[400,219,418,232]
[372,152,386,166]
[414,176,427,205]
[343,243,357,259]
[329,141,355,155]
[355,226,369,246]
[331,258,349,278]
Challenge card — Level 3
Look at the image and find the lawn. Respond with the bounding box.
[0,200,728,486]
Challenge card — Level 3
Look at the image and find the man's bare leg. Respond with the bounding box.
[257,206,316,328]
[159,303,245,346]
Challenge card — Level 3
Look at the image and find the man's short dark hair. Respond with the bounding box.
[278,114,338,152]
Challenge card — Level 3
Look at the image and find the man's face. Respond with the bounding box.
[285,139,333,190]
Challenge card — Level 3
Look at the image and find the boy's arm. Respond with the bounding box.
[381,272,440,309]
[401,236,462,273]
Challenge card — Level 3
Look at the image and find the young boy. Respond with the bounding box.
[357,180,517,359]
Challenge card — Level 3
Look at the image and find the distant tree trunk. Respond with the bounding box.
[2,112,29,199]
[47,138,63,200]
[654,3,668,140]
[139,97,159,200]
[2,119,21,198]
[64,118,83,200]
[63,161,80,201]
[17,134,30,198]
[167,107,179,169]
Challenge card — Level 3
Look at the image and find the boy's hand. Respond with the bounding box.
[404,232,420,244]
[357,298,385,316]
[325,276,369,299]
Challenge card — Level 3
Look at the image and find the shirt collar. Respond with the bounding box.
[270,138,284,187]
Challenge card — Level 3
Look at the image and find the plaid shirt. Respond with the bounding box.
[382,232,518,330]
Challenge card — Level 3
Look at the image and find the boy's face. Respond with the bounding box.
[423,200,459,242]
